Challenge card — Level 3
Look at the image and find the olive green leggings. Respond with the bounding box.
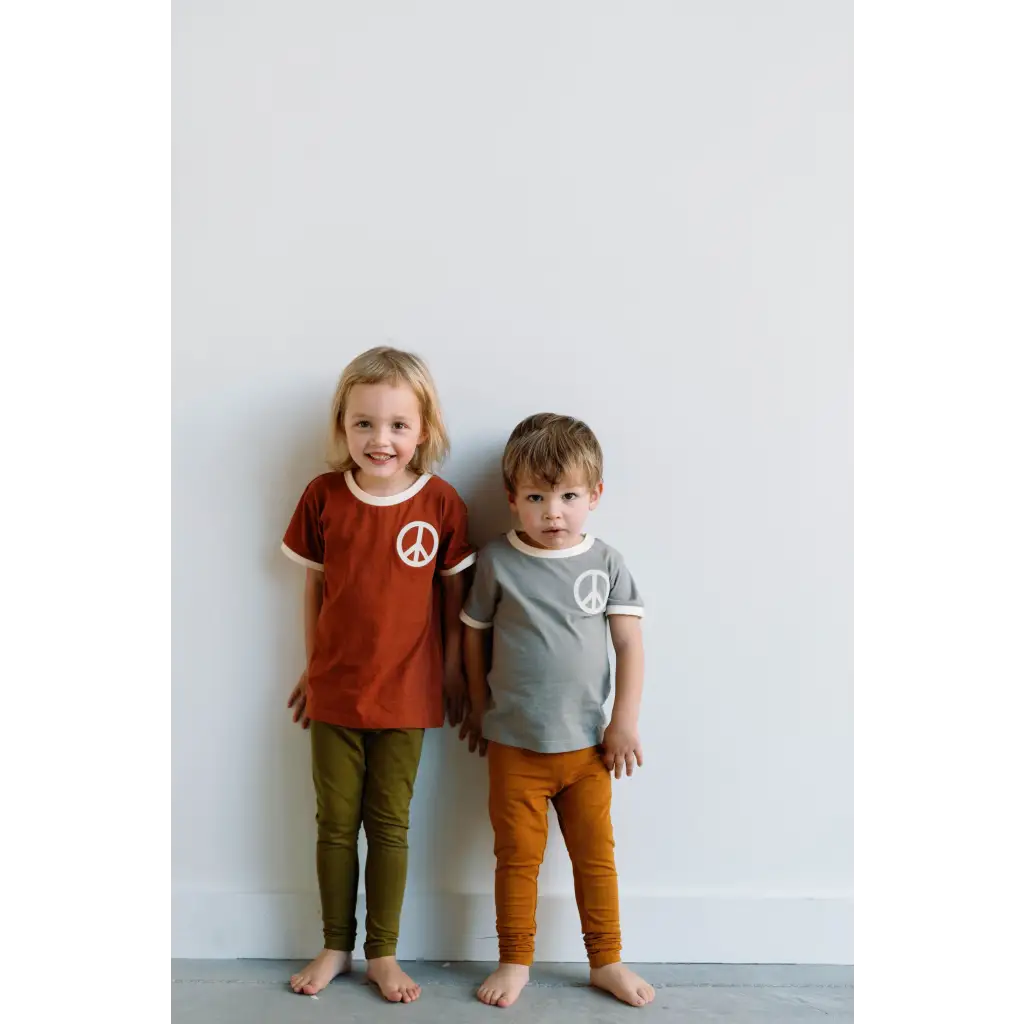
[310,722,424,958]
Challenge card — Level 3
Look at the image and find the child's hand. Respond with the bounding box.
[458,709,488,757]
[601,720,643,779]
[287,671,311,729]
[443,663,467,726]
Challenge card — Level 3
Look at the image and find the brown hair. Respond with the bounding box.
[502,413,604,493]
[327,347,450,474]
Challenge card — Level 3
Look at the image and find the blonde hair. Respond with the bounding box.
[502,413,604,493]
[327,346,450,474]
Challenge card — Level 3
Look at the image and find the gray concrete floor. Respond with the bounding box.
[173,960,853,1022]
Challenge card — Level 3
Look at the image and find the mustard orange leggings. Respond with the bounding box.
[488,741,621,968]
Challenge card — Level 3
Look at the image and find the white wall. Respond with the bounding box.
[173,0,852,963]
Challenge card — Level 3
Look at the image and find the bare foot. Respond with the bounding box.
[289,949,352,995]
[590,962,656,1007]
[366,956,421,1003]
[477,963,530,1008]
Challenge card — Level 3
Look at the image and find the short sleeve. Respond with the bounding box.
[460,548,498,629]
[281,480,325,571]
[606,552,644,617]
[437,493,476,577]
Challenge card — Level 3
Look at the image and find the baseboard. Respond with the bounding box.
[172,891,852,964]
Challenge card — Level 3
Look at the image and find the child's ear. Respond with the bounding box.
[589,481,604,510]
[506,490,517,510]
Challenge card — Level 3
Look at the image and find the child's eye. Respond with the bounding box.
[563,492,579,501]
[526,494,543,503]
[355,420,371,429]
[393,422,408,430]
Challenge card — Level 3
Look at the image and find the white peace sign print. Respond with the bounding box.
[397,520,439,568]
[574,569,610,615]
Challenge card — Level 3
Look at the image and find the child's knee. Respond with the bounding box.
[315,813,360,845]
[362,810,410,848]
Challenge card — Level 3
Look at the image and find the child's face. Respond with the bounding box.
[343,382,425,484]
[509,472,603,550]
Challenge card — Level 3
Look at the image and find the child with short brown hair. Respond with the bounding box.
[461,413,655,1009]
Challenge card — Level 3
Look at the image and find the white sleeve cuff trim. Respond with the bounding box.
[607,605,644,617]
[440,552,477,576]
[281,543,324,571]
[460,610,493,629]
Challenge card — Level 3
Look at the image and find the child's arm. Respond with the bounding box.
[461,624,490,756]
[441,573,468,726]
[286,568,324,729]
[602,616,645,778]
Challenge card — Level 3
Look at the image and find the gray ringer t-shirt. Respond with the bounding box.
[460,530,644,754]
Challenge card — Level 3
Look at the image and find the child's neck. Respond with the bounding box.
[517,529,585,550]
[353,467,419,497]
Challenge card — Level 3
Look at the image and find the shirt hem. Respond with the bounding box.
[483,734,605,755]
[308,710,445,731]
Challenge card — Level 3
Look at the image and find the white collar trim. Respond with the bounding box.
[345,470,432,506]
[507,530,595,559]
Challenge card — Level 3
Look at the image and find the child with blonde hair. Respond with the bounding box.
[461,413,655,1009]
[282,347,475,1003]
